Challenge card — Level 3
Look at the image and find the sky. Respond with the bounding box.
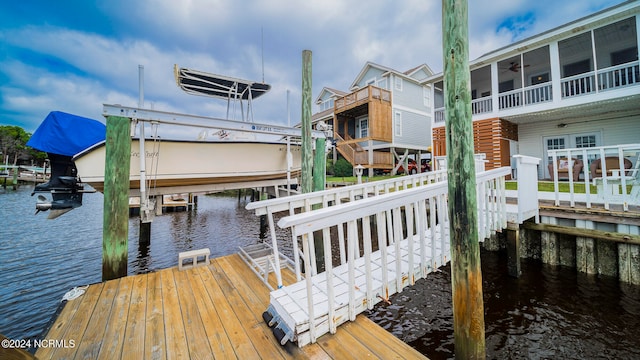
[0,0,629,135]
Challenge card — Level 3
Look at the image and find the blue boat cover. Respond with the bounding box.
[27,111,106,156]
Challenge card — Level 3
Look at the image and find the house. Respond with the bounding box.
[423,0,640,179]
[312,62,435,175]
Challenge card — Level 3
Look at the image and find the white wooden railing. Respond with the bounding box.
[598,61,640,91]
[472,96,492,114]
[271,166,510,345]
[561,71,596,97]
[246,169,448,288]
[548,144,640,211]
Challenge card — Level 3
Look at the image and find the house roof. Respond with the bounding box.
[422,0,639,83]
[314,87,348,104]
[349,61,432,90]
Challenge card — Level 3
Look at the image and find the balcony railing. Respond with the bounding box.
[598,61,640,91]
[334,85,391,113]
[561,72,595,97]
[499,82,552,110]
[472,96,492,114]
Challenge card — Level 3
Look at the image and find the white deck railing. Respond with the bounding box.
[548,143,640,211]
[246,169,448,289]
[269,166,510,346]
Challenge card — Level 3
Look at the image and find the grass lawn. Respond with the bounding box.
[506,180,598,193]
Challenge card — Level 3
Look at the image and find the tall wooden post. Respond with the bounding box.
[313,137,326,192]
[102,115,131,281]
[301,50,313,194]
[442,0,486,358]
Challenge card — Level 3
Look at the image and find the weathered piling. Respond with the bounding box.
[301,50,313,195]
[102,115,131,281]
[442,0,486,358]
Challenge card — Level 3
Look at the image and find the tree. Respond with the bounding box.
[0,125,34,165]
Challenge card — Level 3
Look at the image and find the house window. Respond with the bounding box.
[359,118,369,138]
[320,98,334,112]
[394,111,402,136]
[395,77,403,91]
[575,135,597,148]
[378,78,388,90]
[423,86,431,107]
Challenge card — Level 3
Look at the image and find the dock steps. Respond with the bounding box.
[264,226,450,347]
[239,243,294,290]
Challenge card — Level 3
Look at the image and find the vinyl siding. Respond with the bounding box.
[355,68,386,88]
[393,109,431,147]
[392,79,427,111]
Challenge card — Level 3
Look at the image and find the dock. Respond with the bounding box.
[35,254,426,359]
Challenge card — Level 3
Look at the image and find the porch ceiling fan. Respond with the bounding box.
[501,61,529,73]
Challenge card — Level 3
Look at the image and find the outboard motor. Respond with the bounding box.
[32,153,84,219]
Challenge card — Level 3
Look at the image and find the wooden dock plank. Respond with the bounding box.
[172,268,214,360]
[198,259,261,359]
[144,271,166,360]
[33,283,96,360]
[121,273,147,360]
[342,317,408,359]
[43,283,104,360]
[160,268,190,359]
[73,278,120,359]
[189,266,237,358]
[210,257,286,359]
[97,275,134,360]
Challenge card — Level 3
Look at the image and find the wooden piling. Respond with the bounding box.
[442,0,486,358]
[506,227,521,277]
[102,115,131,281]
[301,50,313,195]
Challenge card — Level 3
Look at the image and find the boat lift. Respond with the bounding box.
[104,66,329,223]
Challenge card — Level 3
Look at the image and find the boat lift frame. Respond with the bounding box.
[103,104,328,140]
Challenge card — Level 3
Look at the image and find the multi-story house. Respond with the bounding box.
[312,62,434,175]
[424,0,639,179]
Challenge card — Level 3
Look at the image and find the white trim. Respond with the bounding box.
[423,86,431,107]
[394,104,430,117]
[395,77,403,91]
[394,111,403,137]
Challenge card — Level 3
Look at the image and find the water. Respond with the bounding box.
[366,249,640,359]
[2,185,640,359]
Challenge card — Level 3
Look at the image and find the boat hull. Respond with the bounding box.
[73,140,301,192]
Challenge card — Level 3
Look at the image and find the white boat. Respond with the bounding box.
[73,139,301,193]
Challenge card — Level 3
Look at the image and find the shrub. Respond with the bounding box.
[333,158,353,177]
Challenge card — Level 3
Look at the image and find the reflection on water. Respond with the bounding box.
[2,185,640,359]
[366,248,640,359]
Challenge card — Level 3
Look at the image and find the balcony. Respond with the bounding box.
[334,85,391,114]
[434,60,640,124]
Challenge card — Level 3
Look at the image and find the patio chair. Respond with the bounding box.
[548,158,583,181]
[589,157,632,179]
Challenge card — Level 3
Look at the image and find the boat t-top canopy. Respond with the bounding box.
[174,65,271,101]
